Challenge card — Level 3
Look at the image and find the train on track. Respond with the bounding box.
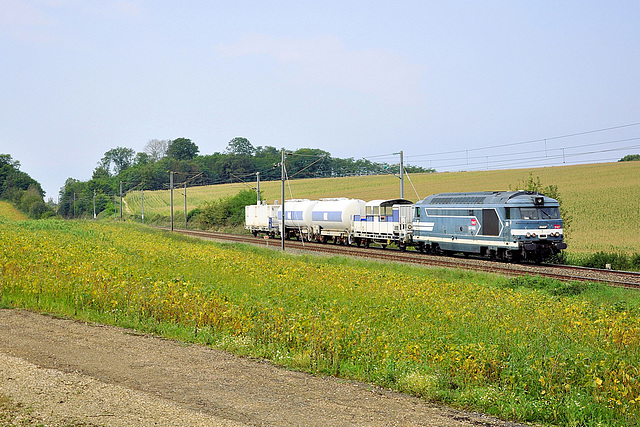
[245,191,567,262]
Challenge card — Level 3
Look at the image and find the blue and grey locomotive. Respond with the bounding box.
[412,191,566,262]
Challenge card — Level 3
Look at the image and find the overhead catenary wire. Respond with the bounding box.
[403,168,421,200]
[405,122,640,160]
[412,143,640,171]
[287,154,329,179]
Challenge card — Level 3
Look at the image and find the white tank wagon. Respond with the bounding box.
[245,203,280,237]
[277,199,318,240]
[351,199,414,249]
[308,198,366,243]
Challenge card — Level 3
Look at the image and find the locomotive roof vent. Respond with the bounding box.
[534,196,544,206]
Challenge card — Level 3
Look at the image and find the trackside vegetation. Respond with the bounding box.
[1,218,639,426]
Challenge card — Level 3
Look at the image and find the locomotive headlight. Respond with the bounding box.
[526,232,531,238]
[531,233,537,238]
[555,232,560,237]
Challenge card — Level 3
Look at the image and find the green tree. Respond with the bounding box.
[619,154,640,162]
[225,137,255,156]
[100,147,136,175]
[0,154,52,218]
[513,173,572,234]
[167,138,199,160]
[134,152,152,166]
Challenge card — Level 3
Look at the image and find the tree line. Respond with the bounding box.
[58,137,433,218]
[0,154,55,219]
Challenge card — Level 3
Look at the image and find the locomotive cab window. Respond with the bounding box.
[519,207,560,220]
[539,207,560,219]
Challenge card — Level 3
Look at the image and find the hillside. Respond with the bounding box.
[0,201,28,221]
[124,161,640,255]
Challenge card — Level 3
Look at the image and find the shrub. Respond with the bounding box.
[503,274,592,296]
[581,251,632,271]
[199,189,257,229]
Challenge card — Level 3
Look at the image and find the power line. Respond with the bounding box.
[406,121,640,160]
[411,143,640,171]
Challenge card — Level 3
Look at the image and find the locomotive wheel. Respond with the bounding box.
[506,250,520,263]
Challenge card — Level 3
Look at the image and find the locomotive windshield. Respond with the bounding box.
[517,207,560,220]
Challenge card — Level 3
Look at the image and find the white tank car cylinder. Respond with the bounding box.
[278,199,318,230]
[310,198,366,234]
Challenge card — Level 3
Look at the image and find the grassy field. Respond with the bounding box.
[1,217,639,426]
[124,161,640,255]
[0,201,27,222]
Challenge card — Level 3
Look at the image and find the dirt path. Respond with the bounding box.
[0,309,526,426]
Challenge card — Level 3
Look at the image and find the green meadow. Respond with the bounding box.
[1,215,639,426]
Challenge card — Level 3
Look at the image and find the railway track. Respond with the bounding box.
[161,228,640,289]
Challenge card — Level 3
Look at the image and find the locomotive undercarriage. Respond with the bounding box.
[415,240,564,264]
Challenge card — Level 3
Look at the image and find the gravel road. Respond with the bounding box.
[0,309,526,426]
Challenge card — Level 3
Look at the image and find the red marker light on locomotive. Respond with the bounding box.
[554,224,561,229]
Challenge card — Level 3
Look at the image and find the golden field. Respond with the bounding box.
[125,161,640,255]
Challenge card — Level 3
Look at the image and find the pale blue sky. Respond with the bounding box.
[1,1,639,199]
